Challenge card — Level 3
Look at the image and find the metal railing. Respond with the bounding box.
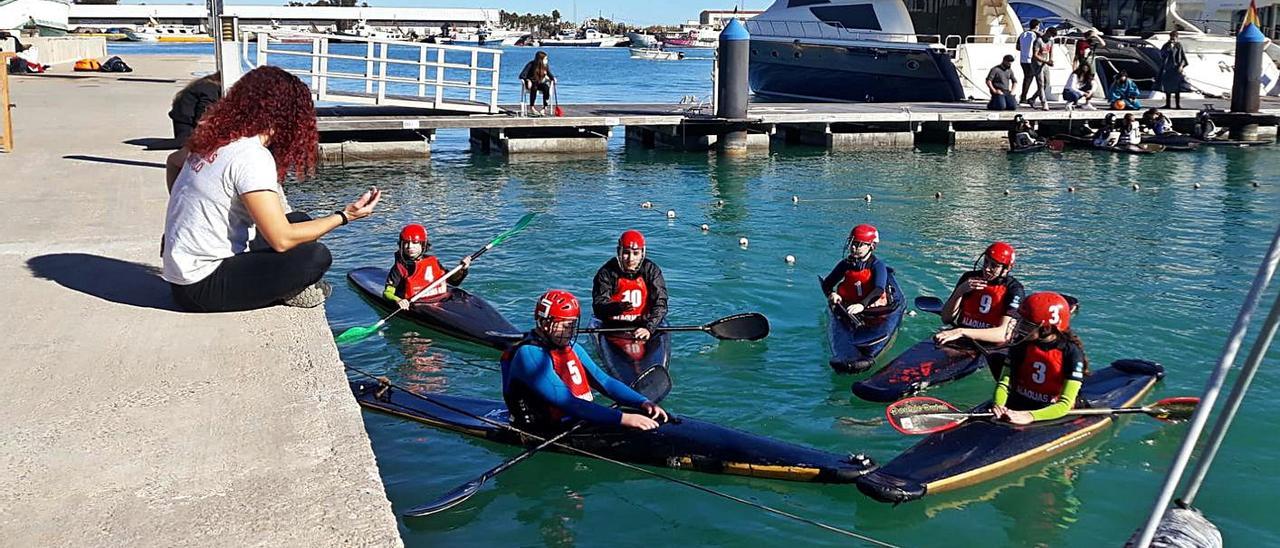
[242,30,503,114]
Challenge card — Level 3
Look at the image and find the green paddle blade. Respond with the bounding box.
[491,213,536,246]
[336,324,382,345]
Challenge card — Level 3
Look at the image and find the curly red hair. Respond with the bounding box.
[187,66,318,183]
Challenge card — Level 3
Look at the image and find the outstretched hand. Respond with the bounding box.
[342,187,382,221]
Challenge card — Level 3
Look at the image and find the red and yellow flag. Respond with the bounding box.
[1241,0,1262,31]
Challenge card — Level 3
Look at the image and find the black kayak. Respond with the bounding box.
[1008,142,1046,154]
[1051,134,1163,154]
[1140,133,1200,151]
[347,267,520,350]
[851,338,996,402]
[588,317,672,391]
[855,359,1163,503]
[827,270,906,373]
[350,379,877,483]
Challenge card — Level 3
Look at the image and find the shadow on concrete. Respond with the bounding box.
[27,253,181,311]
[124,137,181,151]
[63,155,166,169]
[118,77,178,84]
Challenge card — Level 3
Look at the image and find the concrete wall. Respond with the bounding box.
[20,36,107,66]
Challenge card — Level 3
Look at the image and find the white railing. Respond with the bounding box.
[242,31,503,114]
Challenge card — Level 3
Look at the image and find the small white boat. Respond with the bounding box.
[629,47,684,61]
[540,28,627,47]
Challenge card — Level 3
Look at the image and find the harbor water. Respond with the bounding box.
[124,43,1280,546]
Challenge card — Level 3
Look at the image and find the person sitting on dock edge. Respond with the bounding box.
[1108,71,1141,110]
[987,55,1019,111]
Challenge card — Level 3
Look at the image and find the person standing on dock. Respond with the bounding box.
[1016,19,1041,105]
[1027,27,1057,110]
[519,51,556,116]
[162,66,382,312]
[1158,30,1188,110]
[986,55,1019,111]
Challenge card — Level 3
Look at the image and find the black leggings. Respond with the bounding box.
[528,81,551,106]
[170,212,332,312]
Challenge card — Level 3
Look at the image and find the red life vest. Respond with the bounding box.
[1013,344,1067,403]
[396,255,447,300]
[610,276,649,322]
[547,346,594,419]
[958,281,1011,328]
[837,267,874,303]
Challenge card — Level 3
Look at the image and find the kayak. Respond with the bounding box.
[1198,138,1272,147]
[1051,134,1163,154]
[350,379,877,483]
[1008,142,1046,154]
[588,317,672,390]
[1141,133,1201,151]
[854,359,1163,503]
[827,270,906,373]
[850,338,996,402]
[347,267,520,350]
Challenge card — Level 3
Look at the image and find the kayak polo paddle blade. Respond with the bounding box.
[704,312,770,341]
[403,478,485,517]
[1147,397,1200,422]
[335,322,383,345]
[631,365,673,402]
[914,296,944,315]
[886,396,971,435]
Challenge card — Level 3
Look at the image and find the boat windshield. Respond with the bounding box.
[1080,0,1168,35]
[906,0,977,38]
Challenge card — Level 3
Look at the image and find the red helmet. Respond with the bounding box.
[399,224,428,243]
[851,224,880,244]
[618,230,646,252]
[535,289,581,321]
[984,241,1016,268]
[1019,292,1071,332]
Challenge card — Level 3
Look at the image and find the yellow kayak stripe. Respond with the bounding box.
[670,457,824,481]
[925,375,1158,494]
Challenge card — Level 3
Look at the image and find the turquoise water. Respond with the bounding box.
[130,43,1280,546]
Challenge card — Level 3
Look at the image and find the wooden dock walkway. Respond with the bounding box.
[313,98,1280,159]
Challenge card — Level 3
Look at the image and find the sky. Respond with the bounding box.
[122,1,778,27]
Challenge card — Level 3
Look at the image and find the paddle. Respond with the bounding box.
[580,312,770,341]
[552,81,564,117]
[819,276,865,327]
[401,365,673,517]
[335,213,536,345]
[885,395,1200,435]
[914,294,1079,317]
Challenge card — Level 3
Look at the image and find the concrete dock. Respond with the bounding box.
[0,57,401,546]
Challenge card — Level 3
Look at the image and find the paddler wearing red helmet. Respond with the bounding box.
[383,224,472,309]
[991,292,1089,425]
[822,224,891,316]
[591,230,669,341]
[502,289,669,431]
[934,242,1026,346]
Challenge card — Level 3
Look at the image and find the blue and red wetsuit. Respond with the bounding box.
[501,339,650,429]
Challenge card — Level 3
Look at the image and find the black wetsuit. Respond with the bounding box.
[592,257,668,333]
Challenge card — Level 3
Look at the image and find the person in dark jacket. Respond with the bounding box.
[519,51,555,116]
[1158,30,1188,110]
[169,72,222,145]
[592,230,668,341]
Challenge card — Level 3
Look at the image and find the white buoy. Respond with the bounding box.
[739,237,749,247]
[1253,182,1260,188]
[784,254,796,264]
[864,194,873,203]
[700,223,710,232]
[907,310,917,317]
[1003,189,1011,196]
[715,199,725,207]
[641,201,653,209]
[1194,182,1202,189]
[666,209,676,219]
[792,195,799,204]
[1068,186,1076,193]
[1132,183,1140,191]
[934,191,943,199]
